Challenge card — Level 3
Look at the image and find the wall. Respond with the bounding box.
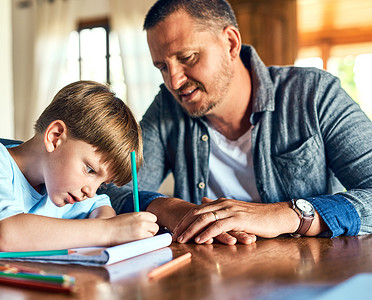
[75,0,110,21]
[0,0,14,139]
[230,0,297,66]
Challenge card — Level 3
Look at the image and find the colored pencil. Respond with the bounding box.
[148,252,192,279]
[131,151,140,212]
[0,276,75,294]
[0,263,45,274]
[0,271,75,285]
[0,249,73,258]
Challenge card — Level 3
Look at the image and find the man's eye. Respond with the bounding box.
[86,165,96,174]
[181,54,195,62]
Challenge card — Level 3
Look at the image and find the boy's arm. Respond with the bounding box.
[0,212,158,251]
[89,205,116,219]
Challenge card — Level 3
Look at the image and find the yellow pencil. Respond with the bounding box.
[148,252,192,279]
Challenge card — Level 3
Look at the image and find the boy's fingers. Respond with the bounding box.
[149,222,160,235]
[139,211,158,222]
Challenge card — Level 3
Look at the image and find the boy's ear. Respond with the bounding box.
[44,120,68,153]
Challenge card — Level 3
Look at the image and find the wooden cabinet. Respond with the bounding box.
[229,0,297,66]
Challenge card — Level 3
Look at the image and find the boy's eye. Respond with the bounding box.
[158,64,167,72]
[85,165,96,174]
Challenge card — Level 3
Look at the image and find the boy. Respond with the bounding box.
[0,81,159,251]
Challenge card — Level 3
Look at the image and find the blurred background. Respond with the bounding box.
[1,0,372,140]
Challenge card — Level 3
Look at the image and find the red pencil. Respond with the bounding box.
[0,276,75,294]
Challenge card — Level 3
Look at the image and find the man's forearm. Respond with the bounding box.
[146,197,195,231]
[277,201,329,236]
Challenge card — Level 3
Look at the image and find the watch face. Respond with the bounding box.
[296,199,314,214]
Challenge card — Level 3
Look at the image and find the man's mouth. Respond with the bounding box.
[178,87,199,102]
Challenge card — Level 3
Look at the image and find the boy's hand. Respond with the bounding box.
[106,212,159,245]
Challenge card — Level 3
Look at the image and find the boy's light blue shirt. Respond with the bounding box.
[0,143,111,221]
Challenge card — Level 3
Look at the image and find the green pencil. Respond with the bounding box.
[131,151,140,212]
[0,276,75,294]
[0,271,75,285]
[0,249,72,258]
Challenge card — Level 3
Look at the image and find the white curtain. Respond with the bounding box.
[110,0,162,120]
[0,0,14,139]
[13,0,78,140]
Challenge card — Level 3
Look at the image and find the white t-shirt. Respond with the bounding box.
[206,125,261,202]
[0,143,111,221]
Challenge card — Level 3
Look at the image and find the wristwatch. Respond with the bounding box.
[291,199,315,237]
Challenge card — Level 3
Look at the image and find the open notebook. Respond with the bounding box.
[0,233,172,267]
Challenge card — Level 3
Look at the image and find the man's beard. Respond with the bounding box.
[187,100,217,118]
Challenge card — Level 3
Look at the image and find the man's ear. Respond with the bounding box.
[223,25,242,61]
[44,120,68,153]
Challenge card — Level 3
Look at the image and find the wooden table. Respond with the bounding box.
[1,235,372,299]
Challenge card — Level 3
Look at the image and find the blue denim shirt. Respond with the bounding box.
[101,46,372,237]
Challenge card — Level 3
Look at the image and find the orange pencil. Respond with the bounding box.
[0,263,45,274]
[148,252,192,279]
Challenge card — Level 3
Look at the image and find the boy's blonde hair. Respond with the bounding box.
[34,80,142,186]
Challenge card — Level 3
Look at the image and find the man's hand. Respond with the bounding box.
[172,197,301,244]
[146,197,256,245]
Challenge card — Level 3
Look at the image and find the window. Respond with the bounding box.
[295,44,372,120]
[296,0,372,120]
[63,18,126,102]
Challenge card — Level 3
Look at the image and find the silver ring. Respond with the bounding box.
[212,211,219,221]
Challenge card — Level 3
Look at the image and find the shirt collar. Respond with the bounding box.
[240,45,275,124]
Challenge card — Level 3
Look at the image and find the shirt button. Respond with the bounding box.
[201,134,209,142]
[198,182,206,189]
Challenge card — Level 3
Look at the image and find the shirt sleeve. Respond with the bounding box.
[0,154,24,221]
[307,195,360,237]
[62,194,111,219]
[120,191,166,213]
[308,72,372,237]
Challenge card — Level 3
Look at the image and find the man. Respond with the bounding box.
[101,0,372,245]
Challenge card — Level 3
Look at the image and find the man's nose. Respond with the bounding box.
[167,64,187,91]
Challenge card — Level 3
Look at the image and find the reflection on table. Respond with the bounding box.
[1,235,372,300]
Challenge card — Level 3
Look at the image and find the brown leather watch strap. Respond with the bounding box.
[291,199,315,237]
[294,215,313,235]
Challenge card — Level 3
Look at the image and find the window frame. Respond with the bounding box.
[77,18,111,85]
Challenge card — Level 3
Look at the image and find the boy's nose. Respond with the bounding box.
[82,185,96,199]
